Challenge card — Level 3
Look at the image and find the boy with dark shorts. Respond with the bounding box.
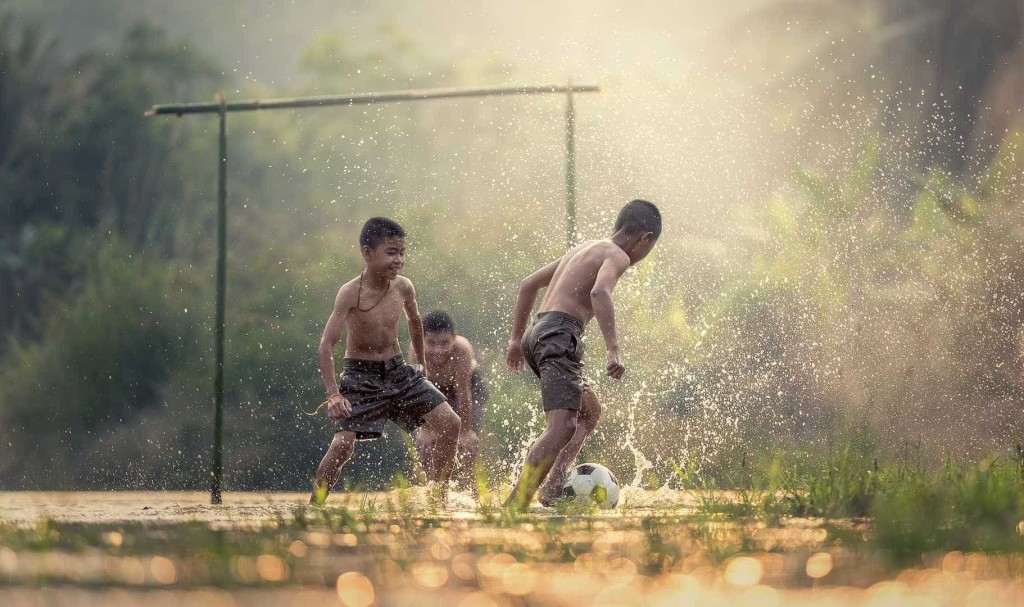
[413,311,489,482]
[504,200,662,510]
[311,218,462,505]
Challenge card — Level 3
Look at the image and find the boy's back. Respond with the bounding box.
[538,240,631,324]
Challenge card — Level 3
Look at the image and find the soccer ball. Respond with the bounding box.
[561,463,620,509]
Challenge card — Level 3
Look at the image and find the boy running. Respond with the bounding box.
[311,218,462,505]
[414,310,489,482]
[504,199,662,510]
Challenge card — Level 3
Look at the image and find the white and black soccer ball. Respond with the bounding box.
[561,463,620,509]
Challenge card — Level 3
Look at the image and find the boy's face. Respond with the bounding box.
[628,232,657,265]
[424,330,456,363]
[362,236,406,278]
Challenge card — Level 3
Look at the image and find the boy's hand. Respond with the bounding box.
[326,393,351,419]
[606,350,625,380]
[506,340,525,372]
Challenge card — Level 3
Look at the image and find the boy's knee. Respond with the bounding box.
[330,433,356,461]
[582,391,602,424]
[445,412,462,438]
[416,427,436,449]
[552,412,578,442]
[563,415,579,438]
[433,404,461,437]
[333,448,354,467]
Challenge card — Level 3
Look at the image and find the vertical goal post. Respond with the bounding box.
[145,82,599,504]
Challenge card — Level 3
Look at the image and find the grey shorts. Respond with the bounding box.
[521,311,589,411]
[434,369,489,432]
[337,355,448,440]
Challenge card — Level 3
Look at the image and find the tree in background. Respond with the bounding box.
[0,17,218,346]
[733,0,1024,210]
[0,18,221,487]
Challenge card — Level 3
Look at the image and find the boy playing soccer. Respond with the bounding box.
[311,218,462,505]
[504,199,661,510]
[414,310,489,482]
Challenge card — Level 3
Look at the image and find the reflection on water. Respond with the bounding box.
[1,491,1023,606]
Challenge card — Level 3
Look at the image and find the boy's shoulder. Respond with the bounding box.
[394,275,415,293]
[587,239,630,264]
[453,336,476,367]
[454,335,474,354]
[337,275,362,296]
[329,276,362,311]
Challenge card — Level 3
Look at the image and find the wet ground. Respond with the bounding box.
[1,491,1022,606]
[0,491,318,526]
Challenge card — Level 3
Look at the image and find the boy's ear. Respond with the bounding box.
[361,244,373,259]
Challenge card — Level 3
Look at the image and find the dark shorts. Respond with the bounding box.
[521,311,589,411]
[434,369,489,432]
[336,355,448,440]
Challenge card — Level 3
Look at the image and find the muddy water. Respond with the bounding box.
[1,492,1023,606]
[0,489,697,525]
[0,491,331,525]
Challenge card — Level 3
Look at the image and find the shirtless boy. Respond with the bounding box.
[504,199,662,510]
[414,310,489,481]
[311,217,462,505]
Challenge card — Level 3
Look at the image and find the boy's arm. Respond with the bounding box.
[399,279,426,371]
[454,340,476,433]
[506,257,562,371]
[320,284,354,418]
[591,254,631,379]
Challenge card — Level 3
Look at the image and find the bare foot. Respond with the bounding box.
[537,473,568,507]
[425,480,449,508]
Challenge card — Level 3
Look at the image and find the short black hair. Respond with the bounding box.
[423,310,455,334]
[614,199,661,239]
[359,217,406,249]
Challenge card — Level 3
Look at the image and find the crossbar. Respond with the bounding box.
[145,84,599,116]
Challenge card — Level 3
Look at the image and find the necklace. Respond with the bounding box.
[354,271,392,312]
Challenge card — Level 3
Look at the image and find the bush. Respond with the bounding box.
[0,243,198,487]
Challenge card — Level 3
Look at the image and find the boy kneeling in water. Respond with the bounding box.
[415,310,488,484]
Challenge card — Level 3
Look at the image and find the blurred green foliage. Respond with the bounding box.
[0,14,560,490]
[1,9,1023,494]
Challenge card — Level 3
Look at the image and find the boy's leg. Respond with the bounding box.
[455,372,487,487]
[414,426,438,480]
[504,409,579,511]
[455,430,481,487]
[310,430,357,505]
[538,388,602,506]
[420,402,462,484]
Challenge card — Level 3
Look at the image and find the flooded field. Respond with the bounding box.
[1,491,1023,606]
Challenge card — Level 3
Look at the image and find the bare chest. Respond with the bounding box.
[346,288,404,341]
[429,358,459,385]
